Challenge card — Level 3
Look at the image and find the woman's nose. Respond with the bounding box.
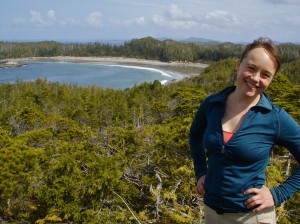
[251,72,260,82]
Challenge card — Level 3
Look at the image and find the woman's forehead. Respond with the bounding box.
[243,48,276,73]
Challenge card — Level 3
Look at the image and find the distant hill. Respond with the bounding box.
[156,36,220,44]
[179,37,221,44]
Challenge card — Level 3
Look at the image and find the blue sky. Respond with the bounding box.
[1,0,299,43]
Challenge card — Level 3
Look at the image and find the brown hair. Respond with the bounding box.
[240,37,281,74]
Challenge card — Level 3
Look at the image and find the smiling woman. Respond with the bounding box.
[189,37,300,224]
[235,47,276,100]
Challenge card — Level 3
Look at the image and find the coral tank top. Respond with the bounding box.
[223,131,235,144]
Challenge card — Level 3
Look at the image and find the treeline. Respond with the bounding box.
[1,36,300,63]
[0,58,299,223]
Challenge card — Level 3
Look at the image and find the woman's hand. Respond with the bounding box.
[196,175,206,195]
[244,186,275,212]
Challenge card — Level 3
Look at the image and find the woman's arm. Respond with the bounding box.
[270,108,300,206]
[189,100,208,181]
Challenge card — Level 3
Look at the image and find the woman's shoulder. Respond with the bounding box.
[270,104,299,130]
[203,86,235,104]
[273,105,297,119]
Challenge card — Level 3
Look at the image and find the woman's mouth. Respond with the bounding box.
[246,81,258,89]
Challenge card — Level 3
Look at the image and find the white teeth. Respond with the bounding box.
[246,81,257,88]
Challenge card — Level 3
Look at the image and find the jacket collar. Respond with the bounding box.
[210,86,273,111]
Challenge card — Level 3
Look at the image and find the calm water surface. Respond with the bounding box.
[0,62,183,89]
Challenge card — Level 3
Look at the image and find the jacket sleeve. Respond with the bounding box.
[189,99,208,181]
[270,108,300,206]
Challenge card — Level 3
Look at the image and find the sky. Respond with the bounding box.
[0,0,300,43]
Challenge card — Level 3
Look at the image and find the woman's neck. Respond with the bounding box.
[229,90,261,109]
[222,91,261,133]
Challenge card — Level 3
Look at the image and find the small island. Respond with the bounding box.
[0,60,26,69]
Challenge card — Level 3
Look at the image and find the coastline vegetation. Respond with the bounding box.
[1,36,300,64]
[0,37,300,223]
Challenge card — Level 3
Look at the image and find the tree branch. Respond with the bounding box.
[112,191,141,224]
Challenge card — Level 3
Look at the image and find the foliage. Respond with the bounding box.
[280,58,300,85]
[189,58,237,94]
[1,37,300,64]
[0,56,299,223]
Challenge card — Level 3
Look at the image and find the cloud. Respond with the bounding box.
[264,0,300,4]
[59,18,80,27]
[110,16,148,27]
[152,14,167,26]
[166,4,192,20]
[13,10,56,27]
[151,5,242,31]
[86,11,103,28]
[204,10,240,29]
[47,10,56,20]
[124,17,147,26]
[152,5,198,29]
[12,9,101,29]
[9,4,241,37]
[13,18,27,25]
[29,11,47,27]
[286,16,300,25]
[152,14,198,29]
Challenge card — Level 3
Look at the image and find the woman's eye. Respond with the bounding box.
[262,73,271,78]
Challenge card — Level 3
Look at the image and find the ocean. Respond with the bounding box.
[0,61,184,89]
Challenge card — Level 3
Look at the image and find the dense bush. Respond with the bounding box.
[0,40,299,223]
[1,37,300,64]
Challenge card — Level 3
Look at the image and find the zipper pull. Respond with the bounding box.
[221,145,225,154]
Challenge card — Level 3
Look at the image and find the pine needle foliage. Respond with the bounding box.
[0,57,299,223]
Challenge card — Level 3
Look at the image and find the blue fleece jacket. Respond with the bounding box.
[189,86,300,213]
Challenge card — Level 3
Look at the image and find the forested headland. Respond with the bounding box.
[0,37,300,223]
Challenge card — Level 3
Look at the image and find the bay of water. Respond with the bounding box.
[0,62,183,89]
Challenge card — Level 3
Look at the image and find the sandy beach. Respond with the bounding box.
[14,56,208,77]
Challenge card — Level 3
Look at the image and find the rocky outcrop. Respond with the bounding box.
[0,60,26,69]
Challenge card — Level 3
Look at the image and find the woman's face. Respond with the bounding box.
[236,47,276,98]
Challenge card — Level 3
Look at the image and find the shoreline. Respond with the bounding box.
[12,56,208,78]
